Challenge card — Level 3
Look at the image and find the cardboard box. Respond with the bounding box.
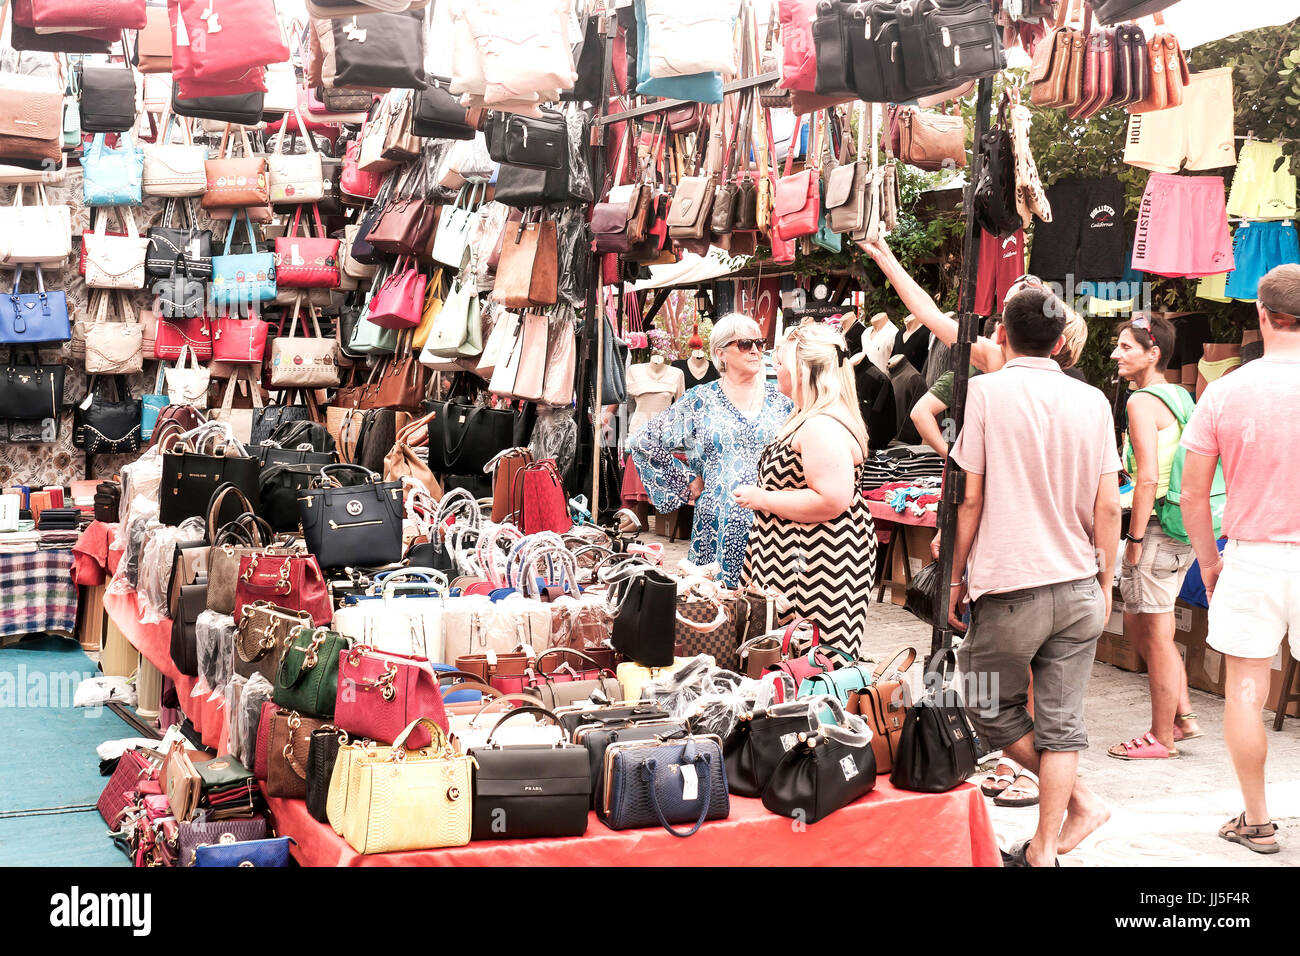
[1095,589,1148,673]
[1266,650,1300,718]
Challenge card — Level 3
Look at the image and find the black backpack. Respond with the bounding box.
[973,106,1021,239]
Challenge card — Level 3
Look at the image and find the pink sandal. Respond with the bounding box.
[1108,732,1179,760]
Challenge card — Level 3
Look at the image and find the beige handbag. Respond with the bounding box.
[165,345,212,410]
[270,294,342,388]
[84,208,149,290]
[267,107,326,205]
[382,91,421,162]
[0,183,72,266]
[357,93,398,174]
[143,109,207,198]
[84,290,145,375]
[209,367,263,445]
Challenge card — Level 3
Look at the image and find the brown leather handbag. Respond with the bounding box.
[0,84,61,168]
[1029,0,1086,109]
[1069,27,1115,120]
[136,4,172,73]
[365,331,427,413]
[892,106,966,171]
[365,163,437,257]
[1130,16,1188,114]
[383,411,443,497]
[491,220,558,310]
[846,646,917,775]
[266,709,325,799]
[490,447,533,522]
[202,125,268,210]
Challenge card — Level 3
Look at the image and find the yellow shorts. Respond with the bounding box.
[1227,140,1297,219]
[1196,271,1231,303]
[1124,68,1236,175]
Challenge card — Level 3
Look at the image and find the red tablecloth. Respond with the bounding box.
[104,589,231,754]
[264,779,1000,867]
[867,500,938,528]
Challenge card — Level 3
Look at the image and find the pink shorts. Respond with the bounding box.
[1132,173,1234,278]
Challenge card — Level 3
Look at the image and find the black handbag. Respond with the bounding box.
[609,566,677,667]
[268,419,335,454]
[251,395,313,448]
[724,697,826,798]
[11,24,112,53]
[159,430,261,527]
[258,445,335,469]
[848,2,912,104]
[147,199,213,280]
[306,726,346,823]
[1092,0,1179,24]
[493,161,571,209]
[412,78,476,140]
[431,400,517,474]
[171,84,264,126]
[331,9,427,90]
[317,156,344,218]
[259,462,319,533]
[1,358,65,420]
[487,110,566,170]
[896,0,1005,95]
[890,649,982,793]
[73,375,142,454]
[170,580,208,678]
[351,407,401,475]
[157,256,206,320]
[761,720,877,823]
[77,62,137,133]
[973,99,1021,239]
[468,707,592,840]
[560,13,604,103]
[812,0,856,98]
[296,464,403,569]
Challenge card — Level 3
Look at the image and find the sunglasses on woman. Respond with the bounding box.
[1129,314,1155,348]
[727,339,764,353]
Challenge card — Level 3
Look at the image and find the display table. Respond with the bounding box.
[0,549,79,645]
[264,779,1000,867]
[103,589,230,753]
[867,502,937,607]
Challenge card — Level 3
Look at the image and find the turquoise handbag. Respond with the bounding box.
[140,364,168,442]
[347,269,398,355]
[633,0,723,104]
[82,133,144,206]
[210,210,277,309]
[798,648,873,708]
[812,184,842,253]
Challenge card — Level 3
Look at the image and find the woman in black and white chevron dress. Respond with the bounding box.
[735,322,878,659]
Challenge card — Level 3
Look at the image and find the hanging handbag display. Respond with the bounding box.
[0,264,69,344]
[297,464,404,569]
[772,114,822,241]
[973,96,1022,239]
[154,312,213,361]
[202,125,269,210]
[83,207,149,290]
[889,649,982,793]
[212,313,270,364]
[761,717,877,823]
[1129,13,1188,113]
[146,199,213,279]
[412,78,476,139]
[340,139,383,206]
[490,309,547,400]
[599,734,729,837]
[164,345,210,409]
[77,59,139,133]
[365,333,426,413]
[274,204,340,289]
[73,374,141,454]
[430,399,516,474]
[365,257,427,330]
[335,646,448,746]
[211,209,278,308]
[84,291,144,375]
[1029,0,1087,109]
[267,113,325,206]
[82,132,144,206]
[491,219,558,310]
[168,0,289,85]
[0,184,70,267]
[487,110,567,171]
[330,8,427,89]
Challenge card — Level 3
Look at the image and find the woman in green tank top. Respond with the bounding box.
[1108,315,1200,760]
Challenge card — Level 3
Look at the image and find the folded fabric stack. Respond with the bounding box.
[862,447,946,487]
[36,507,83,531]
[0,531,40,554]
[38,529,83,550]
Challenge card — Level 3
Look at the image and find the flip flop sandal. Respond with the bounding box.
[1002,839,1060,868]
[1219,812,1280,855]
[1173,713,1204,742]
[980,760,1019,798]
[1108,732,1179,760]
[993,770,1040,808]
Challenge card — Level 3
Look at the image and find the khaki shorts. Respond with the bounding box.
[1120,518,1195,614]
[1124,67,1236,174]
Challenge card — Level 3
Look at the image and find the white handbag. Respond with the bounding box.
[267,107,326,205]
[142,73,172,113]
[209,367,261,445]
[342,223,380,280]
[262,60,298,116]
[357,93,397,173]
[0,183,71,266]
[83,291,145,375]
[488,312,525,396]
[472,307,518,378]
[164,345,211,409]
[83,207,150,290]
[462,0,577,108]
[331,571,449,660]
[449,695,564,752]
[430,182,484,268]
[143,110,207,197]
[447,0,487,97]
[643,0,739,78]
[269,294,342,388]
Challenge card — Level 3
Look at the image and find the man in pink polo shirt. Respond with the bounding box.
[948,284,1123,868]
[1181,263,1300,856]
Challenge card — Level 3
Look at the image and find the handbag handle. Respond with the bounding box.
[222,207,260,257]
[872,645,917,681]
[314,462,378,488]
[389,716,451,755]
[532,646,603,672]
[642,746,714,838]
[484,705,564,745]
[435,668,502,700]
[205,481,256,541]
[464,692,543,723]
[780,617,820,655]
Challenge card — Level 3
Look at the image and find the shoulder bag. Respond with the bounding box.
[84,290,144,375]
[212,311,270,365]
[155,308,213,361]
[412,77,476,139]
[889,648,982,793]
[892,104,966,172]
[270,294,342,388]
[771,113,821,241]
[0,184,71,268]
[169,0,289,84]
[274,204,341,289]
[331,8,427,89]
[73,374,142,454]
[164,345,211,410]
[202,125,269,210]
[146,198,214,280]
[0,354,65,421]
[144,112,208,197]
[364,256,427,330]
[82,132,144,206]
[77,57,139,133]
[211,209,278,308]
[0,264,69,344]
[83,207,150,290]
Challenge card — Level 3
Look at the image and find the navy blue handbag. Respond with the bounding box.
[193,835,295,867]
[600,735,729,837]
[0,265,70,344]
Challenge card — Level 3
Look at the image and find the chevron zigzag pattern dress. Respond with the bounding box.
[742,427,878,659]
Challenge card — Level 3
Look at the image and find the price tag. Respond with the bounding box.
[485,649,497,667]
[680,763,698,802]
[189,238,201,259]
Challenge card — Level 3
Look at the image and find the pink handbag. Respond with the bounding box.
[211,314,270,364]
[541,313,575,406]
[778,0,819,93]
[365,257,427,330]
[509,311,549,402]
[335,646,448,747]
[765,618,836,685]
[772,115,820,242]
[514,459,572,535]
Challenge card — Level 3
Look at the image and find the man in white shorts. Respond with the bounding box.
[1180,263,1300,855]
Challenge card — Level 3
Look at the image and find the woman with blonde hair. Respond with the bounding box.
[735,322,878,657]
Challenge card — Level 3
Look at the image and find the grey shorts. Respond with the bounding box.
[956,576,1107,753]
[1119,517,1194,614]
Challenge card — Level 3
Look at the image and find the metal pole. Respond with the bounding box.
[930,75,995,660]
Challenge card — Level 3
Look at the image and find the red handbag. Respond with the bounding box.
[765,618,836,685]
[772,114,821,242]
[29,0,146,29]
[154,315,213,361]
[513,458,572,535]
[778,0,819,93]
[364,257,427,329]
[340,140,382,205]
[211,314,270,364]
[174,68,267,99]
[335,646,448,747]
[169,0,289,83]
[274,204,341,289]
[12,0,121,39]
[97,748,162,825]
[232,553,332,626]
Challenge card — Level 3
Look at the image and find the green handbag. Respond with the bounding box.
[273,626,350,719]
[811,183,842,254]
[348,269,399,356]
[194,754,254,789]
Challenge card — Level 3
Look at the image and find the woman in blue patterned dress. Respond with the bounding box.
[628,314,793,587]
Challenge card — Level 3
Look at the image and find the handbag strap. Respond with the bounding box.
[222,208,259,257]
[206,481,256,541]
[642,747,714,838]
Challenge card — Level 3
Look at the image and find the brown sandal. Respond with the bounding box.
[1218,812,1280,854]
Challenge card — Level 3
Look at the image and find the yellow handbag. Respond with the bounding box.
[340,718,474,854]
[616,658,691,702]
[326,739,394,837]
[411,268,446,350]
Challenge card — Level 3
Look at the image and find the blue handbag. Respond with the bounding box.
[211,209,277,309]
[600,734,729,837]
[798,648,874,706]
[0,265,71,344]
[346,268,398,355]
[82,132,144,206]
[193,835,296,867]
[141,364,169,442]
[633,0,723,104]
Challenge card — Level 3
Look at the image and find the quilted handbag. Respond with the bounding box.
[73,374,142,454]
[202,125,269,210]
[272,626,349,718]
[274,204,340,289]
[337,717,472,854]
[83,208,149,290]
[146,199,213,279]
[270,294,342,388]
[143,113,207,197]
[0,264,70,344]
[365,257,427,330]
[83,290,144,375]
[267,111,325,205]
[169,0,290,84]
[335,646,448,746]
[82,132,143,206]
[599,734,729,836]
[210,210,277,309]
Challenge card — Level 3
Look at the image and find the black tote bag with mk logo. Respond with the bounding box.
[296,464,403,569]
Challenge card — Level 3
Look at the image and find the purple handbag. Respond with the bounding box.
[178,816,268,866]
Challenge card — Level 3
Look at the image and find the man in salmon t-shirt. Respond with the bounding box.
[1181,263,1300,856]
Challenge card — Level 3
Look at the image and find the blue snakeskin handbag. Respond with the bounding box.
[600,735,729,837]
[193,835,295,867]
